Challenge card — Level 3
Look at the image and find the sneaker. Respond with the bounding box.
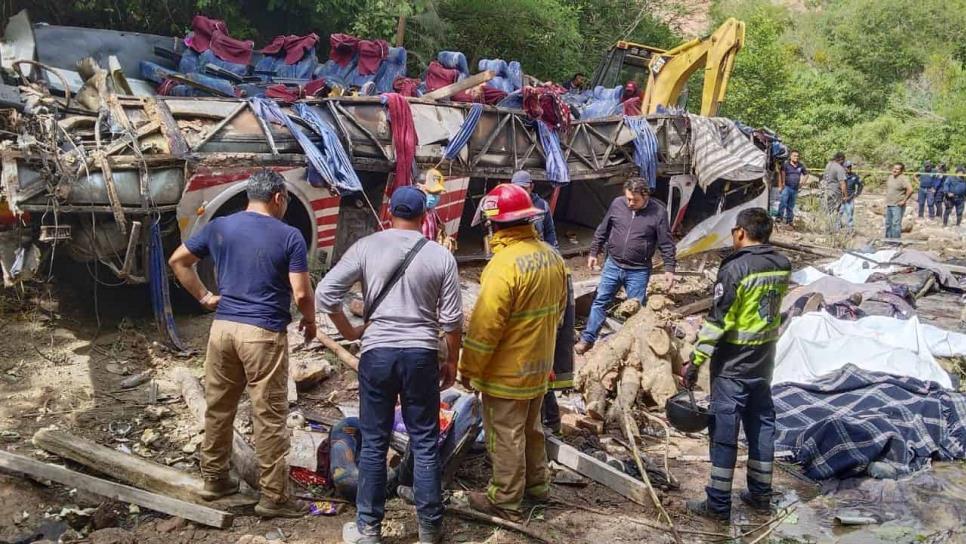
[739,490,774,513]
[199,475,239,501]
[466,491,522,523]
[686,499,730,523]
[341,521,382,544]
[417,523,443,544]
[254,497,310,519]
[574,340,594,355]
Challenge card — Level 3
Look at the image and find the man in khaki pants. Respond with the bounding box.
[169,170,316,518]
[459,184,567,521]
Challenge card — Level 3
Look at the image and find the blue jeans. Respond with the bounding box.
[944,196,964,226]
[357,348,442,532]
[777,187,798,224]
[885,205,905,239]
[840,200,855,231]
[706,376,776,514]
[918,187,935,218]
[581,258,651,344]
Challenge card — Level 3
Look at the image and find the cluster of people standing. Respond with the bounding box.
[775,151,965,238]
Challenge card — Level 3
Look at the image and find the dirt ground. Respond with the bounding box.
[2,187,965,543]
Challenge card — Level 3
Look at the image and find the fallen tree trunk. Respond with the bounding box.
[32,428,255,509]
[171,367,260,491]
[0,451,233,529]
[316,332,359,372]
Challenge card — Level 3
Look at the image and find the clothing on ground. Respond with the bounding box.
[460,224,567,400]
[590,197,676,272]
[185,211,307,332]
[315,228,462,354]
[773,364,966,480]
[201,320,290,502]
[481,393,550,511]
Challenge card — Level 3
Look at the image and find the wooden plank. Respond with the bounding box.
[422,70,495,101]
[669,297,713,318]
[191,101,247,151]
[0,450,233,529]
[316,331,359,372]
[172,367,261,491]
[32,428,255,510]
[98,154,128,234]
[545,435,648,505]
[143,96,190,156]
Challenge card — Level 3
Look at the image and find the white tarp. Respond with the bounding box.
[676,186,768,259]
[774,312,964,390]
[791,250,900,287]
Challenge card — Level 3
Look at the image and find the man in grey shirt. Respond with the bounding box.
[316,186,462,544]
[822,151,848,228]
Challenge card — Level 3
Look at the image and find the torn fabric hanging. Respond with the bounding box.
[536,120,569,185]
[292,103,362,193]
[148,220,189,354]
[380,93,418,194]
[441,103,483,161]
[625,116,658,189]
[688,114,766,189]
[249,97,362,194]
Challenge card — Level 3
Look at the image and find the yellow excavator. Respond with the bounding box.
[589,17,746,117]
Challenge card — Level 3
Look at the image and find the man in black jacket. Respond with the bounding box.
[680,208,791,522]
[575,178,676,354]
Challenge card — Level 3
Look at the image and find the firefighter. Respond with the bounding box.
[459,183,567,522]
[680,207,790,522]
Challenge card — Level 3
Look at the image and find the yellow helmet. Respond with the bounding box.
[420,168,446,194]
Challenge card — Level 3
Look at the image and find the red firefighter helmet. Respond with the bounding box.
[472,183,544,226]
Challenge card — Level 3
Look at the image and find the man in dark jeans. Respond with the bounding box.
[316,186,463,544]
[576,177,676,354]
[776,150,807,226]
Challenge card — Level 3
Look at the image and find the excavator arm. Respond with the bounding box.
[643,17,745,116]
[590,18,745,117]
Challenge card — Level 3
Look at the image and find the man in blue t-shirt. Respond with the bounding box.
[168,170,316,519]
[777,150,808,226]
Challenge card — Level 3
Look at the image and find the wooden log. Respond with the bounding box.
[645,328,671,357]
[32,428,255,509]
[316,332,359,372]
[545,435,649,505]
[0,451,233,529]
[446,503,552,544]
[669,297,713,318]
[421,70,495,101]
[171,367,260,491]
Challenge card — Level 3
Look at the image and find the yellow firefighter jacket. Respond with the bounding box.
[460,224,567,399]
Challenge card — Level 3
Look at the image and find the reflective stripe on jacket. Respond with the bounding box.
[693,244,791,379]
[460,224,567,400]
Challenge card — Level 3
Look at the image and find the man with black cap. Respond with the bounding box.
[840,161,863,233]
[316,186,464,544]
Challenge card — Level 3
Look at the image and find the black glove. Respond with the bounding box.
[680,361,699,389]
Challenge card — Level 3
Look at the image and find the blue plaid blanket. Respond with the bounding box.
[773,364,966,480]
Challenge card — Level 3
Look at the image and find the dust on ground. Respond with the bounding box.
[2,188,966,543]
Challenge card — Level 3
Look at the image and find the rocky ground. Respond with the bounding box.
[1,188,965,544]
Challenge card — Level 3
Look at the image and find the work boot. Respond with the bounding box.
[543,420,562,436]
[417,523,443,544]
[396,485,415,505]
[686,499,730,523]
[255,497,310,519]
[574,340,594,355]
[466,491,522,523]
[342,521,382,544]
[199,475,239,501]
[739,490,774,514]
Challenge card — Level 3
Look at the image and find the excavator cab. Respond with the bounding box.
[589,18,746,117]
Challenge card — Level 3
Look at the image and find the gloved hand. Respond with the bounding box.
[680,361,699,389]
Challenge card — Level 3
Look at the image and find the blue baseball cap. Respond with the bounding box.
[389,186,426,219]
[510,170,532,186]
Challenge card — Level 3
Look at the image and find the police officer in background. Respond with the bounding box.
[680,208,791,522]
